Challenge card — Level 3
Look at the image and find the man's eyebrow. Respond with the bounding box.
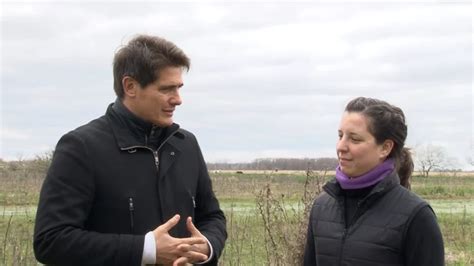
[160,83,184,89]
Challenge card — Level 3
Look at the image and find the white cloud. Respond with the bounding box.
[2,127,31,141]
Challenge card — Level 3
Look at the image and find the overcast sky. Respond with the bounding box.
[1,0,472,169]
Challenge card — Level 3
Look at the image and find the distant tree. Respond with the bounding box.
[314,158,339,171]
[32,150,54,174]
[207,157,339,171]
[415,144,450,177]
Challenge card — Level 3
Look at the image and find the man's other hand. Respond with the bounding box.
[172,217,211,266]
[153,215,208,265]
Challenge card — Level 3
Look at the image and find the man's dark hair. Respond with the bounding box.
[113,35,190,98]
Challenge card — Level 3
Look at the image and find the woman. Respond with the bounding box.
[304,97,444,266]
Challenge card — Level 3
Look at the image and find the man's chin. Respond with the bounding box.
[155,120,173,127]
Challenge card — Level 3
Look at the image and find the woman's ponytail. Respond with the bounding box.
[398,147,414,189]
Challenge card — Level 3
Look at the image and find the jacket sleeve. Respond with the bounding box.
[404,205,444,266]
[33,132,144,266]
[192,137,227,265]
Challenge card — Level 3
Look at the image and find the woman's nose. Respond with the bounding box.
[336,138,347,153]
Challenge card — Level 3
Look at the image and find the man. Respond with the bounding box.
[34,35,227,266]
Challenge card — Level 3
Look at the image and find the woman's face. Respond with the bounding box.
[336,112,390,177]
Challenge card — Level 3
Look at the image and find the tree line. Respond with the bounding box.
[207,157,339,171]
[2,143,471,176]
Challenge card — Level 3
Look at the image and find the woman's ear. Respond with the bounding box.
[380,139,394,159]
[122,76,138,98]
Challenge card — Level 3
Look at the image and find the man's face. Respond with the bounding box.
[127,67,183,127]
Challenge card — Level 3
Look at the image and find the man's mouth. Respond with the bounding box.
[163,109,174,116]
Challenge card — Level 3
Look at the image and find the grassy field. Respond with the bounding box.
[1,166,473,265]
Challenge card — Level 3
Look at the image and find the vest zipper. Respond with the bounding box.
[349,201,364,226]
[129,197,134,232]
[338,198,348,266]
[338,228,348,265]
[338,201,367,265]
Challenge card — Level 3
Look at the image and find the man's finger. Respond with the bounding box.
[177,243,192,253]
[182,250,208,262]
[172,256,189,266]
[173,250,208,265]
[186,216,201,236]
[178,236,207,246]
[160,214,180,232]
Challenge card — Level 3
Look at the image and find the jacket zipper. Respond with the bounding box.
[156,129,178,152]
[121,128,179,171]
[129,197,134,232]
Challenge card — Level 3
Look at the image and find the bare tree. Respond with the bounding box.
[468,156,474,167]
[415,144,449,177]
[467,141,474,167]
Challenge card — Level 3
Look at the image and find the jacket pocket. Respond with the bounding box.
[189,194,196,219]
[128,197,134,233]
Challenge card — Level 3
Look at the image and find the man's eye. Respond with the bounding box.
[161,86,180,93]
[159,88,173,93]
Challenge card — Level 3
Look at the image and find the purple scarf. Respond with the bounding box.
[336,158,395,189]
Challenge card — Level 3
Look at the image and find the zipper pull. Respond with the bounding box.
[129,197,134,211]
[153,150,159,168]
[192,196,196,208]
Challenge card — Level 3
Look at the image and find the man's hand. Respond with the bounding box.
[154,215,208,265]
[172,217,211,266]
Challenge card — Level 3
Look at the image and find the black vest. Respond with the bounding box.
[307,172,428,266]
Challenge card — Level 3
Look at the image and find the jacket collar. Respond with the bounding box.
[323,170,400,204]
[106,99,183,149]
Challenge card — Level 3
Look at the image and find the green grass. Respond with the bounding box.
[412,175,474,199]
[438,210,473,265]
[0,213,37,265]
[220,209,268,265]
[1,168,473,265]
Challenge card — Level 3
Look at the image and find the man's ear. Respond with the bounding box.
[122,76,138,98]
[380,139,394,159]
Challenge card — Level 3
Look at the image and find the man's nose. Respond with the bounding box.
[171,90,182,106]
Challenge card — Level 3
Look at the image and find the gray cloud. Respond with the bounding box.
[1,1,472,169]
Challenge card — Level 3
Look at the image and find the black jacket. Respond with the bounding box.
[304,172,444,266]
[34,101,227,265]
